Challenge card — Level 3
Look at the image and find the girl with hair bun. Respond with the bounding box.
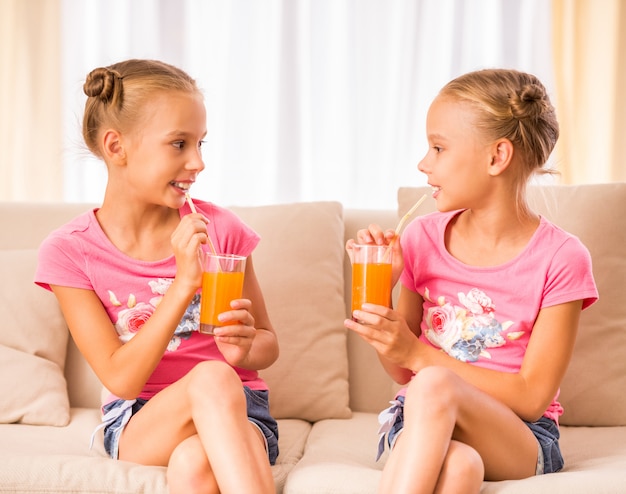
[345,69,598,493]
[36,59,278,494]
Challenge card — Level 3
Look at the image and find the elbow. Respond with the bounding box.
[102,378,143,401]
[516,397,552,423]
[518,409,545,423]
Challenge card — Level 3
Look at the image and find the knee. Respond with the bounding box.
[405,366,461,413]
[442,441,484,491]
[187,361,245,411]
[167,437,216,494]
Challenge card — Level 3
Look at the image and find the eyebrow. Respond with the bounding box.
[427,133,449,142]
[165,130,207,139]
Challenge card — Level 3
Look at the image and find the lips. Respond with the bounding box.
[170,181,191,191]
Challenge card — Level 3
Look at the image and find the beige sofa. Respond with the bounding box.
[1,183,625,493]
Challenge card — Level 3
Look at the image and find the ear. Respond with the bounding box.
[487,138,514,176]
[101,129,126,165]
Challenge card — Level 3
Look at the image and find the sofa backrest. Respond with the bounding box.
[2,182,624,428]
[0,202,103,413]
[2,200,361,422]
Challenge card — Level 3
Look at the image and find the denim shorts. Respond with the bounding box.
[377,396,564,475]
[523,416,564,474]
[98,387,279,465]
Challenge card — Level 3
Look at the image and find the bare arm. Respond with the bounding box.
[51,211,208,399]
[371,286,423,384]
[52,276,199,399]
[352,298,582,422]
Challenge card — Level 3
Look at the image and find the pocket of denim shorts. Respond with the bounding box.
[244,388,269,408]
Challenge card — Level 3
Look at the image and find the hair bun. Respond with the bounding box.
[510,83,549,119]
[83,67,122,102]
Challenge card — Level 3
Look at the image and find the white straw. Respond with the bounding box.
[395,193,428,235]
[185,192,198,214]
[185,193,219,258]
[383,193,428,261]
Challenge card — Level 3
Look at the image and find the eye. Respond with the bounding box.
[198,140,206,149]
[433,146,443,153]
[172,141,185,150]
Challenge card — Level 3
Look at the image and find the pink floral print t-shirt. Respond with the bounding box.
[35,199,266,405]
[398,210,598,422]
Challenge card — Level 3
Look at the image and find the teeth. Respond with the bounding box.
[432,186,441,192]
[171,182,190,190]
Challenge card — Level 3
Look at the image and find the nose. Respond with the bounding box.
[417,154,429,174]
[188,148,205,173]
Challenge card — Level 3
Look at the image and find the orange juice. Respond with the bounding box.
[351,261,392,313]
[199,271,245,333]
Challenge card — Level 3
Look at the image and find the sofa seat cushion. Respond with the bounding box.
[283,412,384,494]
[0,408,105,457]
[481,426,626,493]
[0,454,169,494]
[284,413,626,494]
[0,409,311,494]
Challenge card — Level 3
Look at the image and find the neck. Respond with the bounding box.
[96,195,181,261]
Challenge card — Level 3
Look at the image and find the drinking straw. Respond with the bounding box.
[383,193,428,261]
[185,193,219,257]
[394,193,428,236]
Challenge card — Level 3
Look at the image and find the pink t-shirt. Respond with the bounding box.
[35,199,267,405]
[398,210,598,422]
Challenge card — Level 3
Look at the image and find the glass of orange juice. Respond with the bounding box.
[350,244,393,318]
[199,252,246,334]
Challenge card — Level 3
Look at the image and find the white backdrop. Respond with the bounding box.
[61,0,554,209]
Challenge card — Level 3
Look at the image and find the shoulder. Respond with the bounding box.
[36,210,100,290]
[39,210,98,253]
[536,217,598,309]
[537,217,592,259]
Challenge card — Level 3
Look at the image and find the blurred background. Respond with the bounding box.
[1,0,624,209]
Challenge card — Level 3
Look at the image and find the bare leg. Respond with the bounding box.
[118,360,274,494]
[167,435,218,494]
[379,366,538,494]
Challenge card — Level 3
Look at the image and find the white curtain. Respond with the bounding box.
[0,0,62,202]
[61,0,554,209]
[552,0,626,184]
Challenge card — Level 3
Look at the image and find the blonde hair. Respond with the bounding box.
[439,69,559,211]
[82,59,200,157]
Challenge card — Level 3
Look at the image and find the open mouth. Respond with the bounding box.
[170,181,191,192]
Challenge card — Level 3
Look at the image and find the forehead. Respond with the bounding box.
[426,95,479,139]
[137,91,206,133]
[428,95,475,124]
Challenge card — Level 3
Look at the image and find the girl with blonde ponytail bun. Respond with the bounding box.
[36,59,279,494]
[344,68,597,494]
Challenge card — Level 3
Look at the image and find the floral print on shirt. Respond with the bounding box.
[423,287,517,362]
[110,278,200,352]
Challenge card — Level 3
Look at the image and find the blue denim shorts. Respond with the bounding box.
[98,387,279,465]
[377,396,563,475]
[523,416,564,474]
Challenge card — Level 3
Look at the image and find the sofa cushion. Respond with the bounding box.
[231,202,352,421]
[0,249,70,426]
[284,413,626,494]
[398,184,626,427]
[0,411,312,494]
[283,412,384,494]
